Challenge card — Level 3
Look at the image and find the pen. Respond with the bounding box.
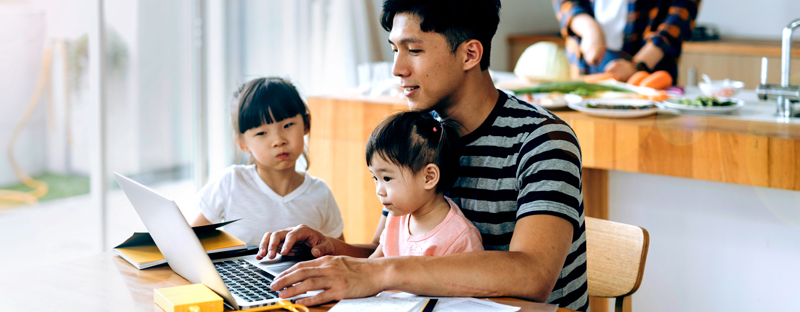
[421,298,438,312]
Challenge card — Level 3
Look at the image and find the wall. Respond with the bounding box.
[695,0,800,40]
[609,171,800,311]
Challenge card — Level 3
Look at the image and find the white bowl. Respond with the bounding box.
[698,80,744,98]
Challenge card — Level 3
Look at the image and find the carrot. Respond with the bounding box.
[647,91,670,102]
[583,73,616,83]
[627,71,650,86]
[639,70,673,90]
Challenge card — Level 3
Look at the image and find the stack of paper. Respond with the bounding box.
[375,291,559,312]
[113,220,246,269]
[328,297,433,312]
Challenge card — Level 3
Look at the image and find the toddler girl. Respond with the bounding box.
[366,111,483,258]
[190,77,344,245]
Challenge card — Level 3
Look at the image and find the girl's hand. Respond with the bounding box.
[256,224,335,260]
[604,59,637,82]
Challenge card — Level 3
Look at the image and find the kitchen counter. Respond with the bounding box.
[305,90,800,243]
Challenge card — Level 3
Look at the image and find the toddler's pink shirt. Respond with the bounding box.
[380,197,484,257]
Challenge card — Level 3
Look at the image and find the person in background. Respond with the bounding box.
[256,0,589,310]
[366,111,483,259]
[553,0,701,82]
[189,77,344,246]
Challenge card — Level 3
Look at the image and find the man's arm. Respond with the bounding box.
[385,215,573,300]
[553,0,606,66]
[270,214,574,306]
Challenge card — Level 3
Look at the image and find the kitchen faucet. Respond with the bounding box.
[756,18,800,119]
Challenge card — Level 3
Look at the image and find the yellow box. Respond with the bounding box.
[154,284,223,312]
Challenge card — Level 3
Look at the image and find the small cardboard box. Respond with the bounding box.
[155,284,223,312]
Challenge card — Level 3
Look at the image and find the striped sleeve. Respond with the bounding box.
[515,119,583,234]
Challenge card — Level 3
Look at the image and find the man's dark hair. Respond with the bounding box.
[381,0,501,71]
[366,111,461,193]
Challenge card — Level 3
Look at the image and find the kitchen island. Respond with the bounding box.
[306,90,800,242]
[306,90,800,312]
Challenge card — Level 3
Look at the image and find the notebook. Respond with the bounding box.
[114,220,247,269]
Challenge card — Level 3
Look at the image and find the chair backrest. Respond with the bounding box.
[585,217,650,312]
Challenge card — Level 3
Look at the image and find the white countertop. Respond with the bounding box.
[671,87,800,124]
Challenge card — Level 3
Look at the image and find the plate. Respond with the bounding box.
[565,94,658,118]
[661,98,744,114]
[517,92,569,109]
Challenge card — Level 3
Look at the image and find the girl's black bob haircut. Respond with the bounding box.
[366,111,461,193]
[232,77,310,135]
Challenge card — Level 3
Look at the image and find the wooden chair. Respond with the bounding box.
[585,217,650,312]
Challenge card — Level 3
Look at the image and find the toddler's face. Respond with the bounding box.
[238,113,307,172]
[368,156,430,217]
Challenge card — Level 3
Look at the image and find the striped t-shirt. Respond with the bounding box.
[380,91,588,310]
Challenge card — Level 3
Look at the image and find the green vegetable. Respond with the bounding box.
[569,87,595,97]
[510,82,634,95]
[676,96,736,107]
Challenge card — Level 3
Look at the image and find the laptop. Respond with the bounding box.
[113,173,319,310]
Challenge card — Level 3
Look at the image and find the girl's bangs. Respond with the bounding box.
[238,81,306,133]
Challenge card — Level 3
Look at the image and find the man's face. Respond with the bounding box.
[389,13,464,111]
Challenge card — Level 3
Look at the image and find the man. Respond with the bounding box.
[257,0,588,310]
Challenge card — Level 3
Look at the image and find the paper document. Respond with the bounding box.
[328,297,430,312]
[377,291,558,312]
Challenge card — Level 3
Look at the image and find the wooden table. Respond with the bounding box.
[0,252,573,312]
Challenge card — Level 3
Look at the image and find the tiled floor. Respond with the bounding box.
[0,179,199,274]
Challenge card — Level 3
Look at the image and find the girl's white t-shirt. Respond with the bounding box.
[198,165,344,245]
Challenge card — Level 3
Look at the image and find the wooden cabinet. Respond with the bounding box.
[507,34,800,87]
[307,95,408,244]
[677,39,800,88]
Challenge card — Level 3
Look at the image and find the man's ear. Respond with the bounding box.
[236,137,250,154]
[422,164,440,191]
[460,39,483,71]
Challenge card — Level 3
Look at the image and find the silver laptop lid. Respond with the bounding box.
[113,173,240,309]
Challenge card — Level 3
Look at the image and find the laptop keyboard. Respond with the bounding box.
[215,259,282,303]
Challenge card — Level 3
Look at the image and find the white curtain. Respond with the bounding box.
[241,0,384,95]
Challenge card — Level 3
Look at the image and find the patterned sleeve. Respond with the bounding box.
[552,0,592,38]
[515,121,583,233]
[647,0,701,59]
